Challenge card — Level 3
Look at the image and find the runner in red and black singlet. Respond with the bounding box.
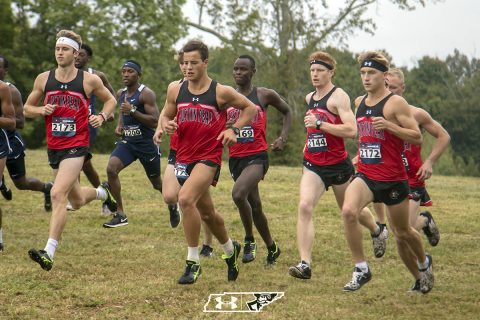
[289,51,382,281]
[155,50,211,255]
[0,55,53,214]
[372,68,450,248]
[23,30,117,271]
[341,51,433,294]
[75,43,115,190]
[157,40,256,284]
[0,79,16,252]
[227,54,292,266]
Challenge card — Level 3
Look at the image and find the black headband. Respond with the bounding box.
[123,61,142,74]
[360,59,388,72]
[310,60,333,70]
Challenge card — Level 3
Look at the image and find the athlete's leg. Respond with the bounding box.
[106,156,127,212]
[341,178,373,263]
[82,158,101,187]
[247,185,273,246]
[296,168,324,264]
[162,164,180,204]
[373,202,387,225]
[231,164,266,240]
[202,222,213,245]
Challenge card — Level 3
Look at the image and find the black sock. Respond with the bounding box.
[267,241,277,252]
[244,235,255,243]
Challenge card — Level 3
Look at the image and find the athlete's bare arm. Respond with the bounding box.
[87,72,116,128]
[154,81,182,144]
[259,87,292,151]
[413,106,451,180]
[374,95,422,144]
[24,72,56,118]
[130,88,159,128]
[159,82,181,136]
[0,82,16,130]
[305,88,356,139]
[216,84,257,146]
[9,85,24,129]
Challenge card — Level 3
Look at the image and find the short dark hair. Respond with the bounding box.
[238,54,256,69]
[81,44,93,57]
[182,40,208,61]
[0,55,8,69]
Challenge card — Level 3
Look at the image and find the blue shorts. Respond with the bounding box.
[89,124,98,144]
[111,141,161,178]
[6,154,26,179]
[0,130,11,159]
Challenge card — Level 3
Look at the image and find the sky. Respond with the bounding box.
[183,0,480,68]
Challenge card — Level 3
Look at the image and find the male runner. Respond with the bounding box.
[75,44,115,189]
[0,55,53,211]
[341,51,433,293]
[373,68,450,249]
[155,40,257,284]
[227,54,291,265]
[0,79,16,252]
[289,51,385,280]
[23,30,117,270]
[103,60,163,228]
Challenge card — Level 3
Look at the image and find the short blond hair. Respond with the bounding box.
[387,67,405,83]
[357,51,389,69]
[56,30,82,48]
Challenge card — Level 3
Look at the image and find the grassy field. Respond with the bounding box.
[0,149,479,319]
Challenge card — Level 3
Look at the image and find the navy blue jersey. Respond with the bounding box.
[119,84,156,154]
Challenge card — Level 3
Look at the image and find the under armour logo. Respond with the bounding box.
[192,97,199,102]
[215,297,238,310]
[60,84,68,90]
[363,61,372,67]
[389,190,400,200]
[313,103,319,108]
[366,110,372,115]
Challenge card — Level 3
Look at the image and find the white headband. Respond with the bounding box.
[56,37,80,51]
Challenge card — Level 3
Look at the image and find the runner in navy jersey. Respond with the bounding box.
[288,51,384,281]
[102,60,163,228]
[0,55,53,213]
[341,51,434,293]
[75,44,115,190]
[0,78,16,252]
[23,30,117,271]
[155,40,256,284]
[372,68,450,249]
[227,54,292,265]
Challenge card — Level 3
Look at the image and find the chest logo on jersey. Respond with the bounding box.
[357,121,385,140]
[192,97,199,102]
[178,107,214,125]
[46,94,82,111]
[60,84,68,90]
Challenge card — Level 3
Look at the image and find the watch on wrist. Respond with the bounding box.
[231,127,240,135]
[315,119,322,130]
[130,106,137,115]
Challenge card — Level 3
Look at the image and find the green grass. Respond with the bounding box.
[0,149,479,319]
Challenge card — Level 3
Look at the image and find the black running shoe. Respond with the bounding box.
[168,204,180,228]
[103,212,128,228]
[0,177,12,201]
[408,279,421,293]
[222,241,241,281]
[200,244,214,258]
[44,182,53,212]
[343,267,372,292]
[28,249,53,271]
[419,254,434,294]
[266,242,281,265]
[288,260,311,279]
[178,260,202,284]
[242,240,256,263]
[100,182,117,212]
[420,211,440,246]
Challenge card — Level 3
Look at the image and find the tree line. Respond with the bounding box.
[2,0,478,176]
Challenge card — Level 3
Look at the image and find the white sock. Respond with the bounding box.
[187,247,199,263]
[0,228,3,243]
[44,238,58,259]
[96,187,107,201]
[418,257,429,270]
[355,261,369,272]
[222,239,234,256]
